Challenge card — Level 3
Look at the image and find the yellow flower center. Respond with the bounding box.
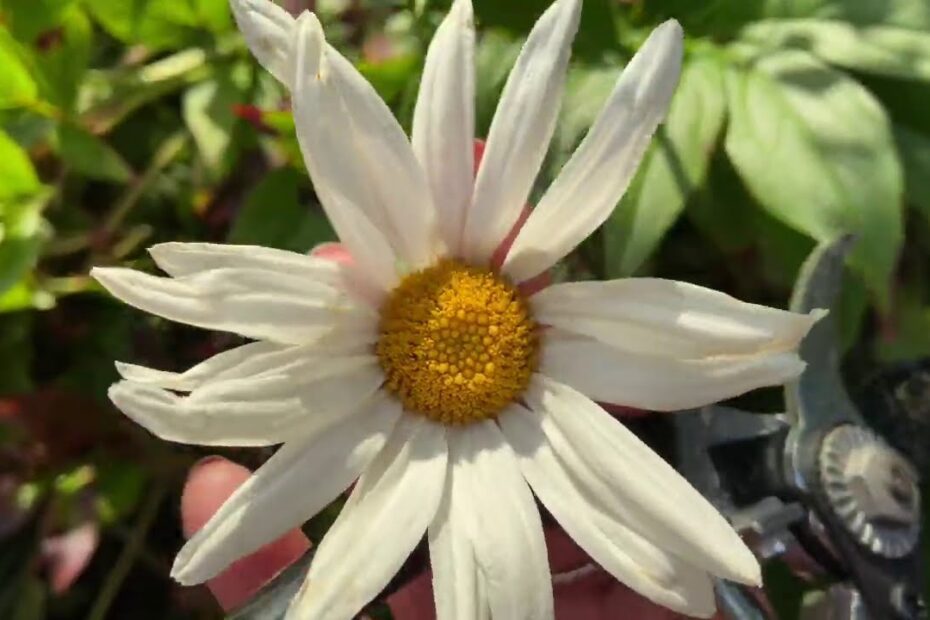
[376,259,538,425]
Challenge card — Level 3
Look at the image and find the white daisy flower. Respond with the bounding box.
[92,0,825,617]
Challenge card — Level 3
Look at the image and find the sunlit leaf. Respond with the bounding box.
[606,54,728,276]
[80,0,202,50]
[0,28,38,109]
[182,63,250,178]
[725,49,904,304]
[740,19,930,81]
[0,131,40,200]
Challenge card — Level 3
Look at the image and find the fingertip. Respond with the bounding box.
[181,456,251,538]
[310,242,354,265]
[180,456,311,612]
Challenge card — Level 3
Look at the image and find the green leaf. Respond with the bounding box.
[605,54,728,276]
[724,49,904,304]
[0,313,34,393]
[28,4,92,109]
[760,0,930,31]
[895,125,930,222]
[228,167,335,252]
[358,53,420,104]
[95,462,146,523]
[550,66,615,165]
[0,131,40,200]
[475,30,522,136]
[80,0,203,50]
[0,132,49,294]
[0,28,38,108]
[0,191,52,294]
[182,63,249,177]
[473,0,615,60]
[2,0,74,42]
[740,19,930,81]
[194,0,233,34]
[58,123,132,183]
[79,47,211,134]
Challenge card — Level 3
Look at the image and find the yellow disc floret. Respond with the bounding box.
[376,259,538,425]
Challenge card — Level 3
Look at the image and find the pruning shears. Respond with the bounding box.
[676,238,926,620]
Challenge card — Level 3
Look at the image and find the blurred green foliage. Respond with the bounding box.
[0,0,929,618]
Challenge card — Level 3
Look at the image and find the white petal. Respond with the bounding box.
[542,330,806,411]
[411,0,475,256]
[447,421,553,620]
[115,341,283,391]
[291,13,440,272]
[229,0,295,85]
[429,475,489,620]
[533,278,824,358]
[288,414,448,620]
[499,403,717,617]
[171,392,401,585]
[462,0,581,264]
[149,242,344,283]
[503,21,683,282]
[523,375,761,586]
[91,266,359,345]
[109,354,383,447]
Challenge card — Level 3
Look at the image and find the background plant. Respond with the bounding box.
[1,0,928,618]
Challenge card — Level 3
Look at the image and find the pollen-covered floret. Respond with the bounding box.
[376,260,537,425]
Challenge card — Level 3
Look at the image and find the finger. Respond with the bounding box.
[181,456,311,612]
[309,242,354,265]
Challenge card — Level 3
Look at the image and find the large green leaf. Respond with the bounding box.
[228,167,335,252]
[895,125,930,222]
[0,28,37,108]
[760,0,930,30]
[605,54,728,276]
[638,0,930,40]
[58,122,132,183]
[740,19,930,81]
[724,49,904,303]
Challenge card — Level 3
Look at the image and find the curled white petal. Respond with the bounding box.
[109,354,384,447]
[542,329,807,411]
[533,277,824,358]
[91,266,357,345]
